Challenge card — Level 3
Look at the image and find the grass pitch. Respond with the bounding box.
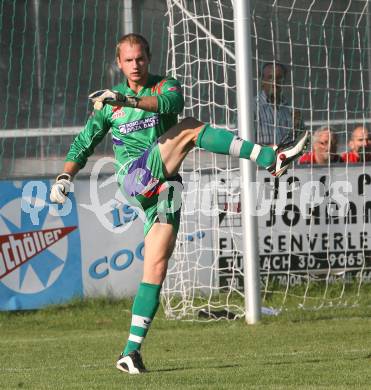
[1,299,371,389]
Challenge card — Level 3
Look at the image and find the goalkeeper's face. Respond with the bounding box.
[116,42,150,86]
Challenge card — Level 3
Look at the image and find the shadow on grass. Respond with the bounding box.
[152,363,241,373]
[267,353,371,366]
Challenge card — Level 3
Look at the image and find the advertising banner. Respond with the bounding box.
[0,180,82,310]
[1,165,370,309]
[217,166,371,289]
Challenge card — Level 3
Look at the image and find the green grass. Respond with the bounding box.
[1,299,371,389]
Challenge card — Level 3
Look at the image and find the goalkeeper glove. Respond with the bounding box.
[88,89,139,110]
[50,173,72,204]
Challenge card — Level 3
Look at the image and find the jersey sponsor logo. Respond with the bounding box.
[111,106,126,120]
[119,114,160,135]
[0,227,76,280]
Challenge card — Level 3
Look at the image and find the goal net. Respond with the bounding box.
[0,0,169,178]
[162,0,371,319]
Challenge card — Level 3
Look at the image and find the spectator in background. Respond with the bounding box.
[255,62,305,145]
[299,126,342,164]
[341,125,371,163]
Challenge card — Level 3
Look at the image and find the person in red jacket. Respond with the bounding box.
[341,125,371,163]
[299,126,342,164]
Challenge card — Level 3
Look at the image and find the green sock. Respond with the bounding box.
[123,282,162,356]
[196,124,275,168]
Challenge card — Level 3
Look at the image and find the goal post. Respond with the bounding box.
[163,0,371,321]
[234,0,261,324]
[169,0,263,325]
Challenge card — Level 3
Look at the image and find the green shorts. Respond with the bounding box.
[116,143,183,236]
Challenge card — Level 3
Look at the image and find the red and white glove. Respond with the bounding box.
[50,173,72,204]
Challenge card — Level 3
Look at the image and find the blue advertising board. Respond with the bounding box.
[0,180,82,310]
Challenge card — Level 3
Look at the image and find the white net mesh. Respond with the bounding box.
[163,0,371,320]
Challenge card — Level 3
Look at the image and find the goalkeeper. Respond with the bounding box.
[50,33,308,374]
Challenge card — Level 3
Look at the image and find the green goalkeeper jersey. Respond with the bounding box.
[65,74,184,168]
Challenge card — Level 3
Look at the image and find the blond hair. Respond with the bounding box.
[116,33,151,59]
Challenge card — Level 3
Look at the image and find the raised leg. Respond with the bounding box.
[157,117,204,177]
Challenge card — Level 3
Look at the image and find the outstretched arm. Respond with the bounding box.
[89,78,184,114]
